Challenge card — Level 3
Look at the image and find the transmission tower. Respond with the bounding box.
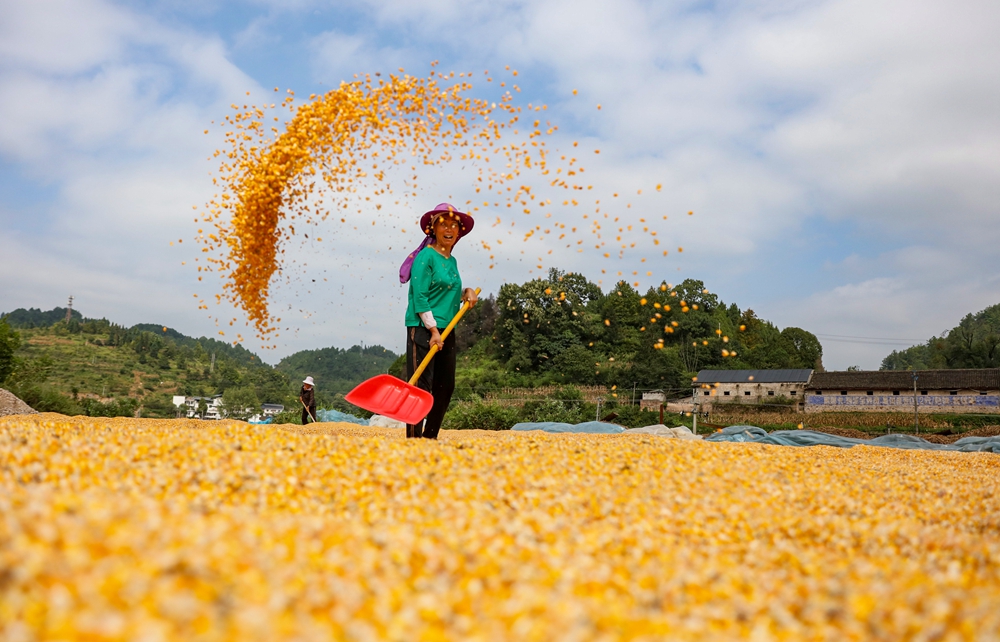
[65,296,74,323]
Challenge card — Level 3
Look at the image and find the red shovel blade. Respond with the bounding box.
[345,374,433,425]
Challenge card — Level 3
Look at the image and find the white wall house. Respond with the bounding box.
[249,403,285,423]
[693,369,814,411]
[171,396,284,421]
[640,390,666,410]
[171,395,223,419]
[805,369,1000,414]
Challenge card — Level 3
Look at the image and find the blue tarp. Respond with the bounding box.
[511,421,625,434]
[316,409,369,425]
[705,425,1000,452]
[508,422,1000,452]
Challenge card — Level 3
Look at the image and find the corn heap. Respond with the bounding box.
[2,415,999,640]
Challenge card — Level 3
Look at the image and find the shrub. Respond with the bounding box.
[12,385,81,415]
[519,399,590,424]
[139,397,178,419]
[443,402,521,431]
[82,397,139,418]
[607,403,661,428]
[270,409,305,425]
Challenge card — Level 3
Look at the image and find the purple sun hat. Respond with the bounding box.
[399,203,475,283]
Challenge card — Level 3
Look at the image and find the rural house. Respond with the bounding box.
[805,369,1000,413]
[640,390,666,410]
[693,369,813,410]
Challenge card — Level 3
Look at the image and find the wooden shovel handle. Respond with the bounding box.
[300,399,317,423]
[407,287,481,386]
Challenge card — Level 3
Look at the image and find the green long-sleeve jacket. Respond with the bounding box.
[404,246,462,328]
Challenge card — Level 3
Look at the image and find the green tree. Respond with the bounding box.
[629,345,685,389]
[214,361,242,391]
[881,343,936,370]
[551,344,601,384]
[779,327,823,370]
[219,386,260,421]
[246,367,292,404]
[593,281,644,357]
[0,317,20,383]
[881,303,1000,370]
[456,294,499,352]
[276,344,398,396]
[494,270,600,374]
[6,355,53,388]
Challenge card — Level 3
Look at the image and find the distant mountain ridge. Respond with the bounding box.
[3,306,83,327]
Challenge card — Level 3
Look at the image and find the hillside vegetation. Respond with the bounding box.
[0,312,393,419]
[434,270,823,401]
[2,272,824,419]
[276,345,398,396]
[882,303,1000,370]
[0,315,289,417]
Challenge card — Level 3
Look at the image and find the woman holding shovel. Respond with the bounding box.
[398,203,478,439]
[299,376,317,424]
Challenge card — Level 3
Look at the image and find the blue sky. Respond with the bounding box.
[2,0,999,369]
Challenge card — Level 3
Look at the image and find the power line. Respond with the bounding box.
[817,338,916,346]
[815,333,925,341]
[814,333,923,346]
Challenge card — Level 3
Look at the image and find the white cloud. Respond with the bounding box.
[0,0,268,349]
[3,0,1000,369]
[773,244,1000,369]
[308,30,416,83]
[0,0,135,75]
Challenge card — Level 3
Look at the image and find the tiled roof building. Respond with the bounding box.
[693,369,814,410]
[807,369,1000,391]
[805,369,1000,414]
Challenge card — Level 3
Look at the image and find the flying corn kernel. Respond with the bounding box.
[201,67,680,339]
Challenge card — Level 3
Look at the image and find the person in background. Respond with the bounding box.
[398,203,477,439]
[300,376,317,424]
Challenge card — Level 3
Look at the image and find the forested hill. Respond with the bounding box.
[1,309,267,368]
[130,324,263,368]
[0,310,290,418]
[3,306,83,327]
[276,345,399,396]
[881,303,1000,370]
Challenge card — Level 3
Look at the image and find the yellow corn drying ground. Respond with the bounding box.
[2,414,999,641]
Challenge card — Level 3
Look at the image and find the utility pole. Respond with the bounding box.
[912,372,919,434]
[692,387,698,435]
[210,352,216,374]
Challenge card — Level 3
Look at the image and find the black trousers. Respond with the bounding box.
[405,325,456,439]
[302,407,316,425]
